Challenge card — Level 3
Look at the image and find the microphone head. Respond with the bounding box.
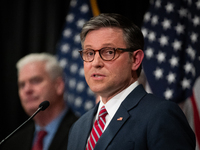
[39,101,50,111]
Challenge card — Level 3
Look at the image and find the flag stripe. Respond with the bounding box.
[191,92,200,147]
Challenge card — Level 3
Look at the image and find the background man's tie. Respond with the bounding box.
[32,130,47,150]
[86,106,108,150]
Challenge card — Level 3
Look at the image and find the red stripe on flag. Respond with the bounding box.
[191,92,200,147]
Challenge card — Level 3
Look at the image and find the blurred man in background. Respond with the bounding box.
[0,53,78,150]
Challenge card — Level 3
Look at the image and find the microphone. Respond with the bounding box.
[39,101,50,111]
[0,101,50,145]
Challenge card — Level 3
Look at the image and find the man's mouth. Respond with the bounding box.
[92,73,105,78]
[93,74,101,77]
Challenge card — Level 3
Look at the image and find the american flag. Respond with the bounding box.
[56,0,97,116]
[141,0,200,149]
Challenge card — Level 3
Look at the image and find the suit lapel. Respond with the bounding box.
[94,85,147,150]
[94,106,130,150]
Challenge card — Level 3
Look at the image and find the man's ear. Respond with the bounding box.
[131,49,144,70]
[55,77,65,95]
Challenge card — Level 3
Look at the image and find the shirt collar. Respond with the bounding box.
[97,81,139,120]
[35,108,67,133]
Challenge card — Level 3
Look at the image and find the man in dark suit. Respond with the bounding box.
[0,53,78,150]
[67,13,196,150]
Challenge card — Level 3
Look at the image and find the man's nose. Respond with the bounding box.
[91,52,104,67]
[23,83,33,93]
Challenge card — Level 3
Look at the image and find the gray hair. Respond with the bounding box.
[16,53,63,80]
[80,13,144,77]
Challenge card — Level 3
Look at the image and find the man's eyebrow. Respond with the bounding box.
[84,43,115,49]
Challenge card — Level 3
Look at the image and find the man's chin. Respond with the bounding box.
[24,106,38,116]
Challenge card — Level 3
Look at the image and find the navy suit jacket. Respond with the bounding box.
[0,108,78,150]
[67,85,195,150]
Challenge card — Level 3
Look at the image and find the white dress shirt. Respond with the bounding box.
[96,81,139,132]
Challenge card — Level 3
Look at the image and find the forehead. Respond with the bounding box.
[18,61,47,80]
[84,27,125,48]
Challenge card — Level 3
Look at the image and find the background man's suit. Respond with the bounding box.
[0,109,78,150]
[67,85,195,150]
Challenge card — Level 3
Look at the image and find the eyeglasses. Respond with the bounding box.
[79,47,135,62]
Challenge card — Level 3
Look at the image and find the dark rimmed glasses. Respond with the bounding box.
[79,47,135,62]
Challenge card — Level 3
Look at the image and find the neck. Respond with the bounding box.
[100,79,138,104]
[33,100,66,127]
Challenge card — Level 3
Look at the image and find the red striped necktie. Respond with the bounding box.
[86,106,108,150]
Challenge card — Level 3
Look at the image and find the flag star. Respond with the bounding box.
[196,0,200,9]
[80,4,89,13]
[164,88,173,100]
[70,63,78,74]
[75,97,83,107]
[145,47,154,59]
[187,0,192,5]
[84,100,94,110]
[162,19,171,30]
[156,51,166,63]
[69,79,76,89]
[59,58,68,68]
[165,2,174,13]
[172,39,182,51]
[67,93,74,103]
[76,19,86,28]
[181,78,191,89]
[151,15,159,26]
[66,13,75,23]
[72,49,80,59]
[70,0,77,7]
[178,8,187,17]
[74,34,81,43]
[76,82,85,92]
[87,88,95,96]
[63,28,72,38]
[190,32,198,43]
[159,35,169,46]
[169,55,179,67]
[166,72,176,84]
[61,44,70,53]
[175,23,185,34]
[184,62,193,74]
[148,31,156,42]
[141,27,148,37]
[186,46,196,60]
[155,0,161,8]
[144,12,151,22]
[154,67,164,80]
[192,16,200,26]
[79,67,85,77]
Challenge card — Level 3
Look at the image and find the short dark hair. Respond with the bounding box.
[80,13,144,77]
